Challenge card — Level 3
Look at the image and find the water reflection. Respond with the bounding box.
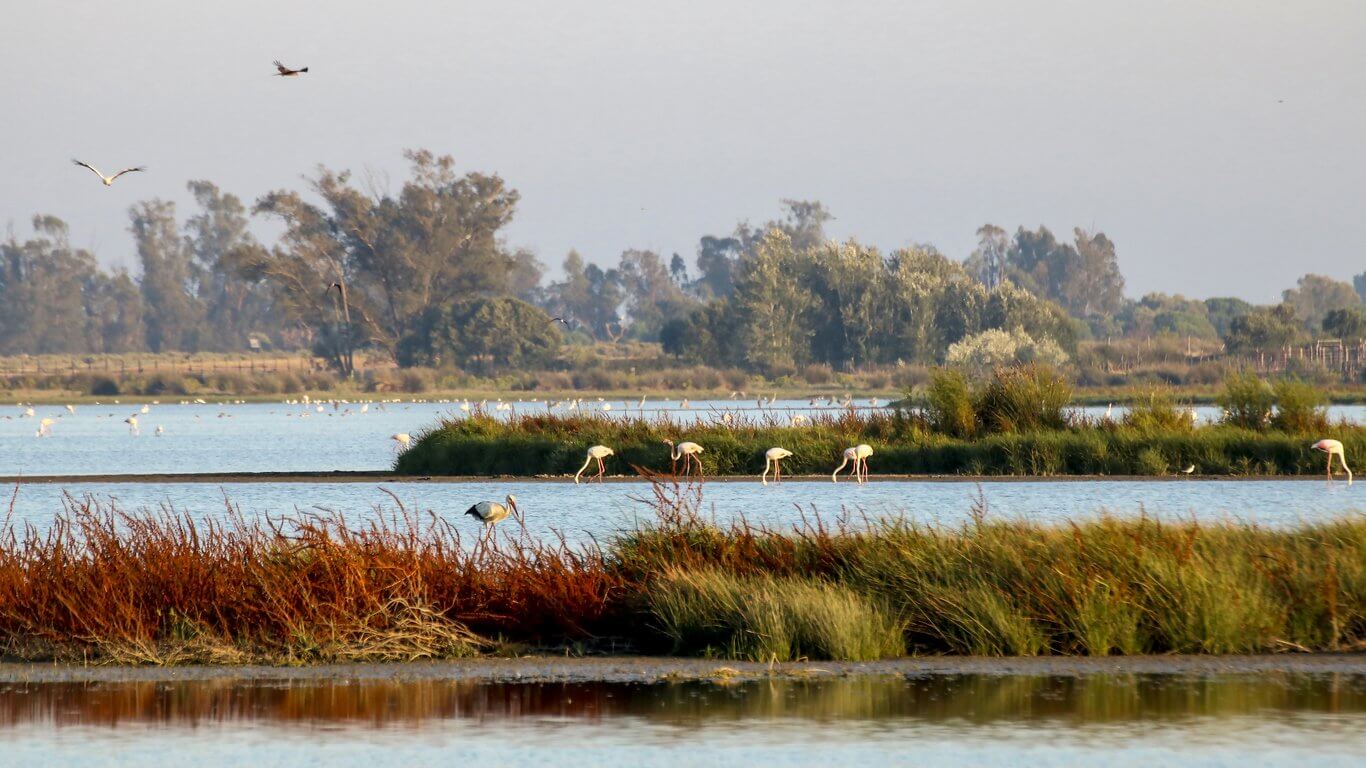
[1,673,1361,729]
[3,673,1362,766]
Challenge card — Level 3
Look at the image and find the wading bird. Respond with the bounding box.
[465,495,520,536]
[664,439,705,477]
[1181,464,1196,475]
[155,425,164,436]
[72,159,145,186]
[124,415,139,435]
[391,433,411,449]
[761,446,793,486]
[832,444,873,483]
[1311,439,1352,484]
[574,445,615,484]
[37,418,55,437]
[273,60,309,76]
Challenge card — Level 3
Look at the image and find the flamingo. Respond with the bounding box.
[465,495,520,540]
[124,415,139,435]
[1311,439,1352,484]
[72,160,145,186]
[155,425,165,437]
[762,447,793,486]
[574,445,615,484]
[37,418,55,437]
[664,439,705,477]
[832,444,873,483]
[391,433,412,449]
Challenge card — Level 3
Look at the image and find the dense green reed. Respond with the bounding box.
[614,489,1366,658]
[395,411,1362,477]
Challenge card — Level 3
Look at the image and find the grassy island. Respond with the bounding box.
[0,485,1359,664]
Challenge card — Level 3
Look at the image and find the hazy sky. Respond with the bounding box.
[3,1,1363,301]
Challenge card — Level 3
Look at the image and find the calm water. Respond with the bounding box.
[1,673,1361,766]
[4,400,1363,477]
[7,479,1360,541]
[2,399,884,476]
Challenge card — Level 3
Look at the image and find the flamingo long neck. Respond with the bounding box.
[670,443,682,461]
[574,454,594,480]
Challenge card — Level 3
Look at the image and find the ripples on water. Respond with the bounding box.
[4,400,1365,476]
[5,479,1360,542]
[0,673,1361,767]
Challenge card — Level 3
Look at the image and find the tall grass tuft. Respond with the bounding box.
[647,569,905,661]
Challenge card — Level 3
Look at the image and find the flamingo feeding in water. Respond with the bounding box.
[762,447,793,486]
[574,445,615,484]
[832,444,873,483]
[664,439,705,477]
[1311,439,1352,484]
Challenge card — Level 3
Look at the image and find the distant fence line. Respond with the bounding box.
[1245,340,1366,376]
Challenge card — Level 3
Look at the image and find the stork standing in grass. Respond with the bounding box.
[832,444,873,483]
[664,439,705,477]
[761,446,793,486]
[574,445,615,484]
[1311,439,1352,484]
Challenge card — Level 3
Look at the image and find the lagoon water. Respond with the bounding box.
[2,672,1362,767]
[5,478,1360,543]
[3,400,1365,477]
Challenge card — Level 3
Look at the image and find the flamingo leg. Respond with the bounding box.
[597,456,606,481]
[775,459,781,483]
[1328,452,1334,481]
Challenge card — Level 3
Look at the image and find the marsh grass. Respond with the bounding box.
[0,480,1359,663]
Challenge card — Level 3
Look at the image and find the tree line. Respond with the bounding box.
[3,149,1363,373]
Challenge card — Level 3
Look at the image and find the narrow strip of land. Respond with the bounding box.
[0,653,1362,685]
[0,472,1339,484]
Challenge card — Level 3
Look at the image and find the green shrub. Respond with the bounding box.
[1271,378,1329,433]
[974,365,1071,433]
[1219,372,1274,430]
[924,368,976,438]
[1122,389,1193,434]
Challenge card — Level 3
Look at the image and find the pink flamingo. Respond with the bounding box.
[1311,439,1352,484]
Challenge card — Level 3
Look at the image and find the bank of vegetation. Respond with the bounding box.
[0,486,1359,664]
[396,368,1362,478]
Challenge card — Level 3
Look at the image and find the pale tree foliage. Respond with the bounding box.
[246,150,529,374]
[1281,274,1361,331]
[735,231,815,373]
[946,327,1069,375]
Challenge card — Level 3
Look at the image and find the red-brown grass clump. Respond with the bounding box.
[0,493,622,664]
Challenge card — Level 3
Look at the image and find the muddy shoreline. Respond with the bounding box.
[1,653,1362,684]
[0,472,1340,484]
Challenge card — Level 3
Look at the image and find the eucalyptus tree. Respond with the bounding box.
[248,150,523,374]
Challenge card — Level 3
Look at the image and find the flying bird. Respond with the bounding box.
[72,160,145,186]
[274,60,309,77]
